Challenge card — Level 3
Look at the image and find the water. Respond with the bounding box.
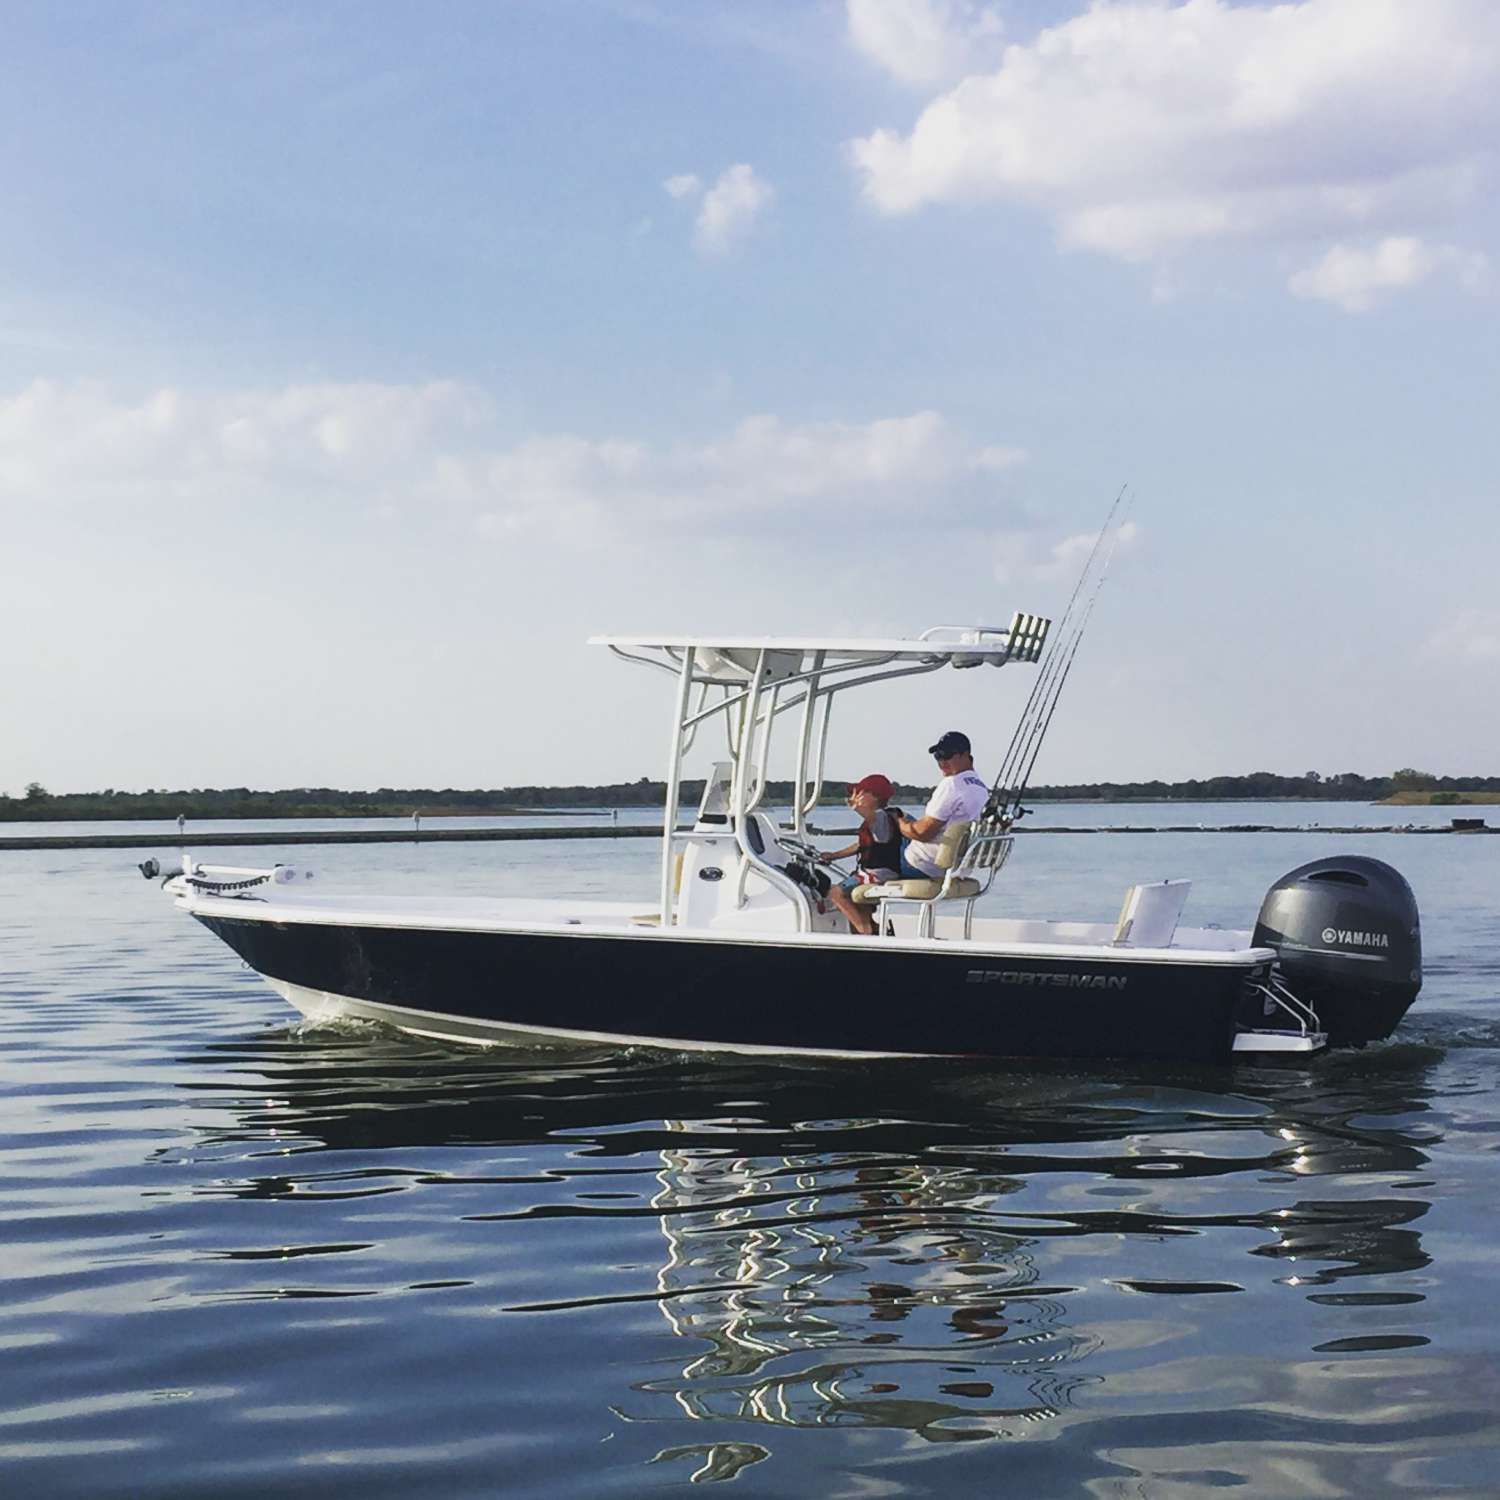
[3,819,1498,1497]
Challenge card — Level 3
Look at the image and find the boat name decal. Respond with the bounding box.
[1320,926,1389,948]
[966,969,1128,991]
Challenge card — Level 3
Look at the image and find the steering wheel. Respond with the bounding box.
[777,834,838,865]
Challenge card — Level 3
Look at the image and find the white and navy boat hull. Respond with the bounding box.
[192,901,1277,1065]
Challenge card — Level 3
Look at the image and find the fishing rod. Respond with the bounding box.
[1004,494,1133,816]
[1000,503,1130,819]
[1011,503,1131,801]
[991,484,1127,799]
[987,491,1133,826]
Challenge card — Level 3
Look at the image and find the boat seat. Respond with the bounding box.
[1112,879,1191,947]
[743,810,790,868]
[850,820,1012,939]
[853,874,984,902]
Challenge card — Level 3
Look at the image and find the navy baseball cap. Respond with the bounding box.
[928,730,971,758]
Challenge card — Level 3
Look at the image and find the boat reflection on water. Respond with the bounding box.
[642,1133,1094,1442]
[634,1059,1440,1439]
[172,1030,1448,1450]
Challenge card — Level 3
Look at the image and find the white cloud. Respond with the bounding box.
[973,443,1025,474]
[0,380,1022,545]
[992,519,1139,584]
[663,173,702,200]
[469,410,1021,537]
[846,0,1003,87]
[0,378,485,506]
[1425,610,1500,662]
[693,164,774,254]
[850,0,1500,273]
[1288,236,1489,311]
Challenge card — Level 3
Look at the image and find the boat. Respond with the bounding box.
[140,612,1423,1065]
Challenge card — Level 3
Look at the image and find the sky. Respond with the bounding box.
[2,0,1497,796]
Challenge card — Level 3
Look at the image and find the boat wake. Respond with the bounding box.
[288,1013,383,1040]
[1395,1010,1500,1051]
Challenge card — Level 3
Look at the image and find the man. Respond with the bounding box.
[896,731,989,878]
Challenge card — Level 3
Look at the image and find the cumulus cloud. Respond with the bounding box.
[846,0,1004,87]
[693,164,774,254]
[992,520,1139,584]
[0,378,485,506]
[850,0,1500,276]
[662,173,701,200]
[0,380,1022,545]
[1424,610,1500,662]
[1288,236,1488,311]
[467,410,1021,538]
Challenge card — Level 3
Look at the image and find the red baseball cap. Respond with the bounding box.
[849,773,895,800]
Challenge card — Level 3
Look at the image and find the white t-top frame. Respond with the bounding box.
[591,615,1050,926]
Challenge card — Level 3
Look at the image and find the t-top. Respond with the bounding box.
[904,770,989,877]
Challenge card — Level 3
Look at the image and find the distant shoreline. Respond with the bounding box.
[1380,790,1500,806]
[3,778,1498,822]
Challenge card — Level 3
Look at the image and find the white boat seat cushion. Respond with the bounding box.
[930,818,973,871]
[849,821,979,904]
[850,874,981,903]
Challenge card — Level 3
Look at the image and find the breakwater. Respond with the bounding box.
[0,825,663,852]
[2,821,1491,852]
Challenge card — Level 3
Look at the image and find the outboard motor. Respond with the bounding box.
[1253,856,1421,1046]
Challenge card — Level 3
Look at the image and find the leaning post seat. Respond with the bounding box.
[851,819,1013,939]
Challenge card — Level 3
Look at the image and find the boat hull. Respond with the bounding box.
[196,911,1265,1065]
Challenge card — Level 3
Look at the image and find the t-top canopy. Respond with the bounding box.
[591,616,1049,679]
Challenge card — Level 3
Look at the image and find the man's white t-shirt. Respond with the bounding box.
[904,769,989,876]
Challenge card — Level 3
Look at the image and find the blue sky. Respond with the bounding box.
[3,0,1497,795]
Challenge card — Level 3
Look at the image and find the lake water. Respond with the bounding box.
[3,814,1498,1497]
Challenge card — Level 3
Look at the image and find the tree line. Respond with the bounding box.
[1021,769,1500,802]
[3,768,1495,821]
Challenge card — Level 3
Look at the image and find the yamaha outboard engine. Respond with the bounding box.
[1253,856,1421,1046]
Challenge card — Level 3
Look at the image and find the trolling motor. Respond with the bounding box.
[138,855,315,895]
[1252,856,1422,1046]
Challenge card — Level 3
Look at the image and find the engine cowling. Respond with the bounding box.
[1252,855,1421,1046]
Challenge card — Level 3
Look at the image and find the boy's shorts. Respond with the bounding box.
[839,867,900,895]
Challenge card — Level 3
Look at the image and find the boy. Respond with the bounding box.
[825,773,903,936]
